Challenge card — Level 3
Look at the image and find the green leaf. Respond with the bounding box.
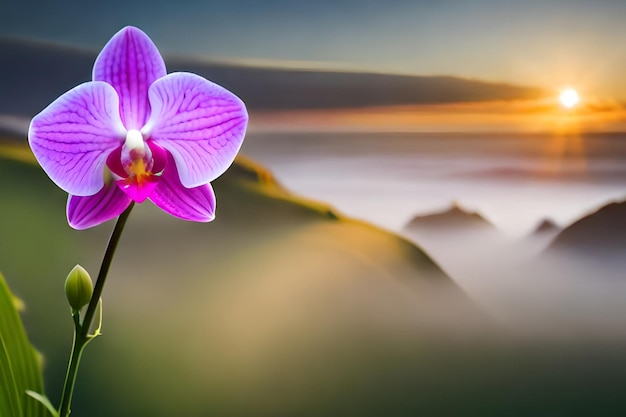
[25,391,57,417]
[0,271,46,417]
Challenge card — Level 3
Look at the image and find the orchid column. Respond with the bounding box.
[27,26,248,417]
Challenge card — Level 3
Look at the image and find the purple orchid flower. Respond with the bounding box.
[28,26,248,229]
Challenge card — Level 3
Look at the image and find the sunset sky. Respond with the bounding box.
[2,0,626,132]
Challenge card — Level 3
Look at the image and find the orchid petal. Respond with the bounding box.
[149,153,216,222]
[144,72,248,188]
[93,26,166,130]
[67,184,132,230]
[28,81,126,196]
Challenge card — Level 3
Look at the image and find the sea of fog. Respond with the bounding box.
[243,131,626,335]
[242,131,626,236]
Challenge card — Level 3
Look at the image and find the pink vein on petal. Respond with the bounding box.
[149,153,216,222]
[28,81,126,196]
[93,26,166,129]
[144,72,248,188]
[67,184,132,230]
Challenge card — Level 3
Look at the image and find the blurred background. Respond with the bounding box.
[2,1,626,416]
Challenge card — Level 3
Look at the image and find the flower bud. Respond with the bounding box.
[65,265,94,311]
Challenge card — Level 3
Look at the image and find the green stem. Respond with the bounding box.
[57,314,86,417]
[57,202,135,417]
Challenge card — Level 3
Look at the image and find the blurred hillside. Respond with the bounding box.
[0,139,494,417]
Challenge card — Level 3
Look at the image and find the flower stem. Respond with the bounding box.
[58,203,135,417]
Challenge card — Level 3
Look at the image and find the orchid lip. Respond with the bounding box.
[121,130,151,174]
[112,129,160,202]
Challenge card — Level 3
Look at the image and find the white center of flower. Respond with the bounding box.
[121,129,154,178]
[125,129,145,151]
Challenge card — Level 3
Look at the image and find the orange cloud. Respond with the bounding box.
[249,98,626,134]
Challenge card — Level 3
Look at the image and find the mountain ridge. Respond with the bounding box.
[0,37,546,117]
[547,200,626,255]
[404,202,494,231]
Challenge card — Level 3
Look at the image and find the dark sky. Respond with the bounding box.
[3,0,626,98]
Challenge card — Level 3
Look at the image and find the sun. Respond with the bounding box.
[559,88,580,109]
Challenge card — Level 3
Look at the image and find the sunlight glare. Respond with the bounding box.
[559,88,579,109]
